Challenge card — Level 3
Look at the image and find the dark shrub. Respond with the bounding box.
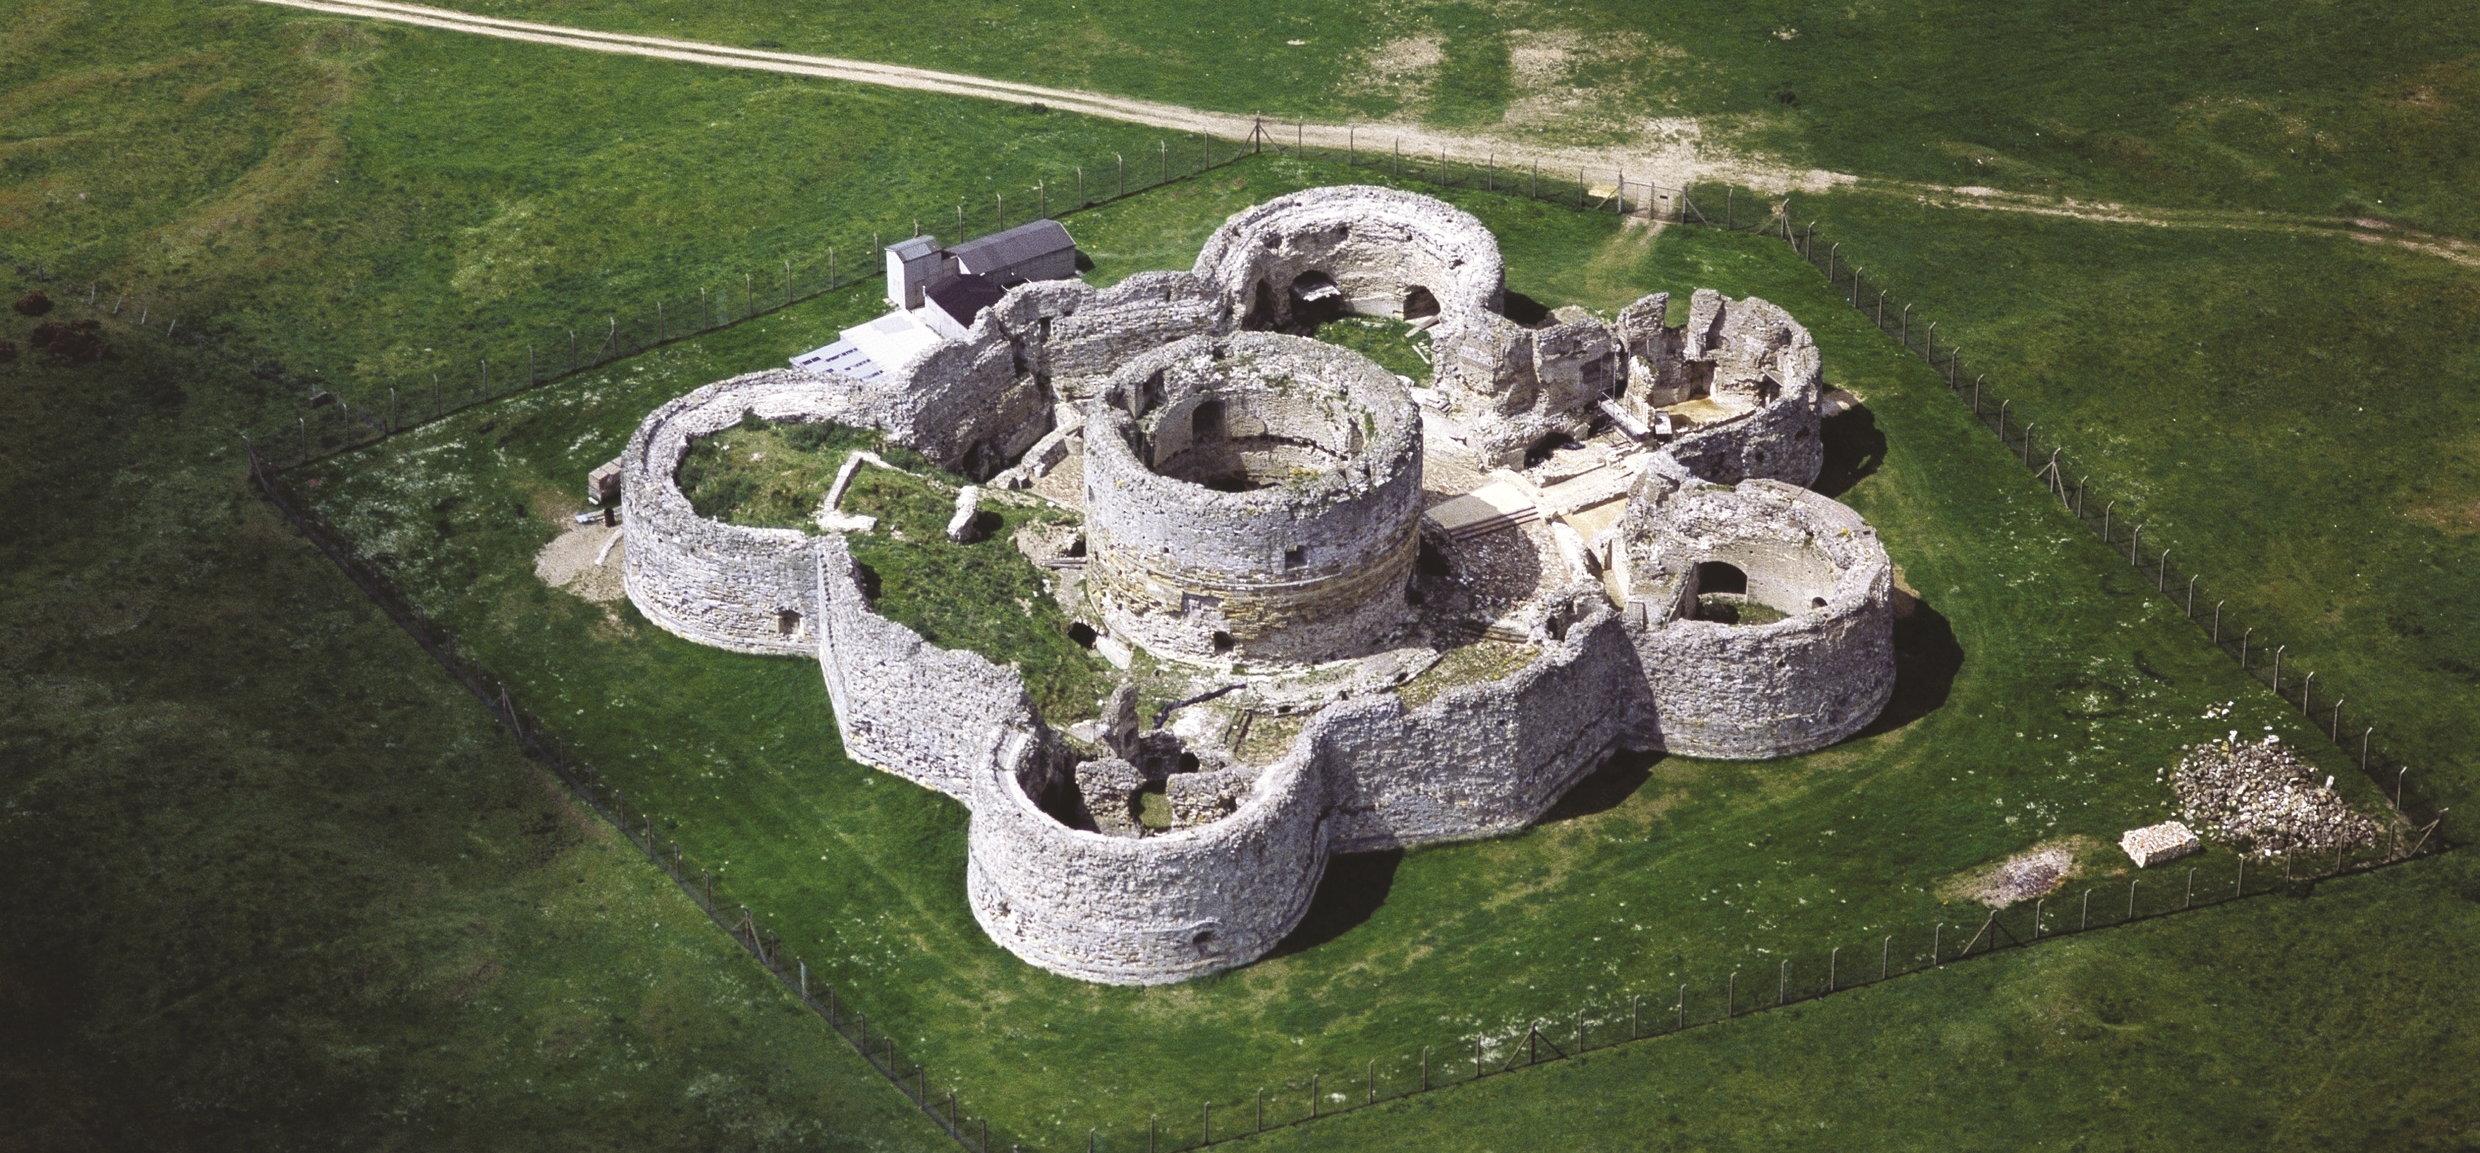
[29,318,107,364]
[12,289,52,316]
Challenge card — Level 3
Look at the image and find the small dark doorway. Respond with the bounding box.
[1289,271,1347,325]
[1694,561,1747,596]
[1402,285,1440,320]
[1247,278,1279,330]
[1192,399,1227,442]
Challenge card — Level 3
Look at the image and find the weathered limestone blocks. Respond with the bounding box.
[1616,460,1895,759]
[2120,821,2201,867]
[1191,186,1504,331]
[1635,289,1826,487]
[1039,272,1223,396]
[966,740,1331,985]
[1081,332,1424,665]
[812,532,1040,801]
[864,309,1051,479]
[1309,592,1645,851]
[620,370,867,655]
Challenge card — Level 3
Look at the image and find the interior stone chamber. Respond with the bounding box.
[1081,331,1424,665]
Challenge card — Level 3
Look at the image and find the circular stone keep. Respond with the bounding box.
[1618,466,1896,759]
[1082,332,1422,665]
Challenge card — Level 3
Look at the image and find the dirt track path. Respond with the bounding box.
[245,0,1850,194]
[255,0,2478,268]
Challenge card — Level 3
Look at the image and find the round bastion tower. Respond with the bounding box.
[1080,332,1424,665]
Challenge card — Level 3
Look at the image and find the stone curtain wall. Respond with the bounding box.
[1309,594,1647,851]
[812,532,1041,802]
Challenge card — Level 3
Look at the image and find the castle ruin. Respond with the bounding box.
[615,186,1896,984]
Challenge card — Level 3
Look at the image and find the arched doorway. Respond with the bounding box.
[1402,285,1440,321]
[1694,561,1748,596]
[1288,271,1347,325]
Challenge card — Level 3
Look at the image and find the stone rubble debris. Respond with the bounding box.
[2168,736,2381,860]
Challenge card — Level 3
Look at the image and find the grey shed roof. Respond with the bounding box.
[886,235,940,260]
[946,219,1074,275]
[926,273,1009,328]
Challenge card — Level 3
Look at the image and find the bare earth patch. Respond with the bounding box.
[1938,836,2103,907]
[534,524,627,602]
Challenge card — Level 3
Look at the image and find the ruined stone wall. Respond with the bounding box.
[620,371,869,655]
[1307,596,1648,851]
[964,741,1332,986]
[1618,468,1895,759]
[1081,333,1424,664]
[1190,186,1504,330]
[811,533,1042,801]
[1039,272,1224,397]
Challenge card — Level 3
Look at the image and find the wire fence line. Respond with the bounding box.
[232,436,2458,1153]
[1087,829,2437,1153]
[1766,208,2452,845]
[241,442,1014,1153]
[6,131,1278,472]
[157,125,2447,1150]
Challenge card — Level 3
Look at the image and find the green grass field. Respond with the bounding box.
[7,0,2480,1146]
[1785,191,2480,826]
[427,0,2480,233]
[0,0,1208,421]
[291,155,2399,1149]
[0,334,948,1152]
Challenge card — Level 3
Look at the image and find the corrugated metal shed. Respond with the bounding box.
[947,219,1074,277]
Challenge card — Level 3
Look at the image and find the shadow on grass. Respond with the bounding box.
[1859,593,1963,736]
[1813,407,1886,499]
[1537,752,1658,824]
[1267,850,1403,957]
